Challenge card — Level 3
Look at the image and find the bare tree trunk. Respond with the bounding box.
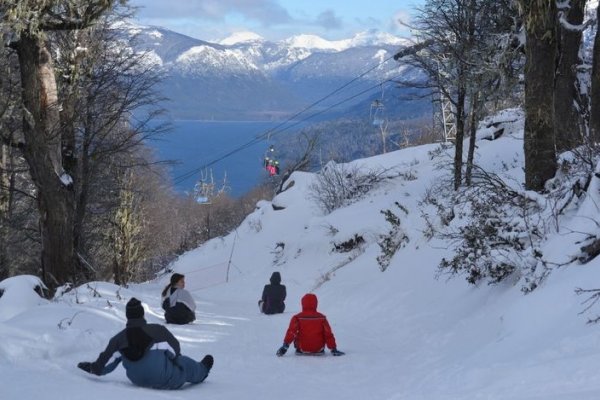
[591,4,600,142]
[16,34,77,289]
[60,30,82,178]
[554,0,586,151]
[73,139,90,262]
[205,208,211,242]
[65,59,86,270]
[521,0,558,191]
[453,75,466,191]
[465,91,480,186]
[111,172,142,285]
[0,143,9,280]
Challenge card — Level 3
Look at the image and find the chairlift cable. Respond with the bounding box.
[253,53,397,141]
[172,54,399,186]
[171,75,401,185]
[172,75,400,185]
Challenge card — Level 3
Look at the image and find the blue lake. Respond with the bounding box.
[148,120,284,197]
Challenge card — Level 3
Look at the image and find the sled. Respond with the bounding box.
[295,349,325,356]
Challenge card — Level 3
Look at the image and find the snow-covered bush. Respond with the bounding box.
[377,202,409,271]
[332,234,365,253]
[430,167,545,286]
[426,148,600,291]
[309,161,392,213]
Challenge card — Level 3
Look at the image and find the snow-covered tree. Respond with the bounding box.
[399,0,519,190]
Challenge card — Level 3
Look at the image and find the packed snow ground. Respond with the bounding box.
[3,109,600,399]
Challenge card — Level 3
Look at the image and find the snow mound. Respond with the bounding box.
[0,275,48,321]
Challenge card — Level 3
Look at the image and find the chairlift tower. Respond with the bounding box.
[440,94,457,142]
[392,39,457,143]
[435,59,457,143]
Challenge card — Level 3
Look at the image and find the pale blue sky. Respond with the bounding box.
[129,0,423,41]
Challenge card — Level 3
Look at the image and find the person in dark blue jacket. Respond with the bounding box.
[77,298,213,390]
[259,271,286,314]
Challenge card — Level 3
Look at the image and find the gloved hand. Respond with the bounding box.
[78,361,100,375]
[331,348,345,356]
[169,354,184,370]
[276,344,289,357]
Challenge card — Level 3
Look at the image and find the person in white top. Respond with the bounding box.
[161,273,196,324]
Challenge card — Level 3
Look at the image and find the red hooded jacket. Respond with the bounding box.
[283,293,337,353]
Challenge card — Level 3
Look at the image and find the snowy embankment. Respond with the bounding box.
[3,109,600,399]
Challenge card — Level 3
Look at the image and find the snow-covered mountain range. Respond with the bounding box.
[120,22,422,121]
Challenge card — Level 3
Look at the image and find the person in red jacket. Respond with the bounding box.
[276,293,345,356]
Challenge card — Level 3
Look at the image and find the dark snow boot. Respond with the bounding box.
[201,355,214,372]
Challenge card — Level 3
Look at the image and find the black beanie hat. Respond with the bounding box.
[126,297,144,320]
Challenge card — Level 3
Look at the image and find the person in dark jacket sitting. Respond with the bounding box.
[77,298,213,390]
[276,293,344,356]
[162,273,196,324]
[259,271,286,314]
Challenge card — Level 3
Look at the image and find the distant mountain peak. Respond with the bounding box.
[348,29,410,47]
[123,23,421,120]
[279,30,408,52]
[220,31,265,45]
[280,34,346,51]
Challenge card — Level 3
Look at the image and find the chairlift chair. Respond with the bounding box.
[370,99,385,126]
[263,145,280,176]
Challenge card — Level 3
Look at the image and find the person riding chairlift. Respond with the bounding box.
[268,162,280,176]
[264,157,279,176]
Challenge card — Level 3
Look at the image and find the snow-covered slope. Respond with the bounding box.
[4,109,600,399]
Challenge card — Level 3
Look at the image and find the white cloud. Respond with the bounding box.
[389,10,412,33]
[131,0,293,26]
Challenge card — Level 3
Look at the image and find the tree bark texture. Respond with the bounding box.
[590,4,600,142]
[0,143,9,280]
[522,0,558,191]
[554,0,586,151]
[465,91,480,186]
[453,78,466,191]
[16,34,77,289]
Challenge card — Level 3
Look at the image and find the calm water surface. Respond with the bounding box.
[148,120,283,197]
